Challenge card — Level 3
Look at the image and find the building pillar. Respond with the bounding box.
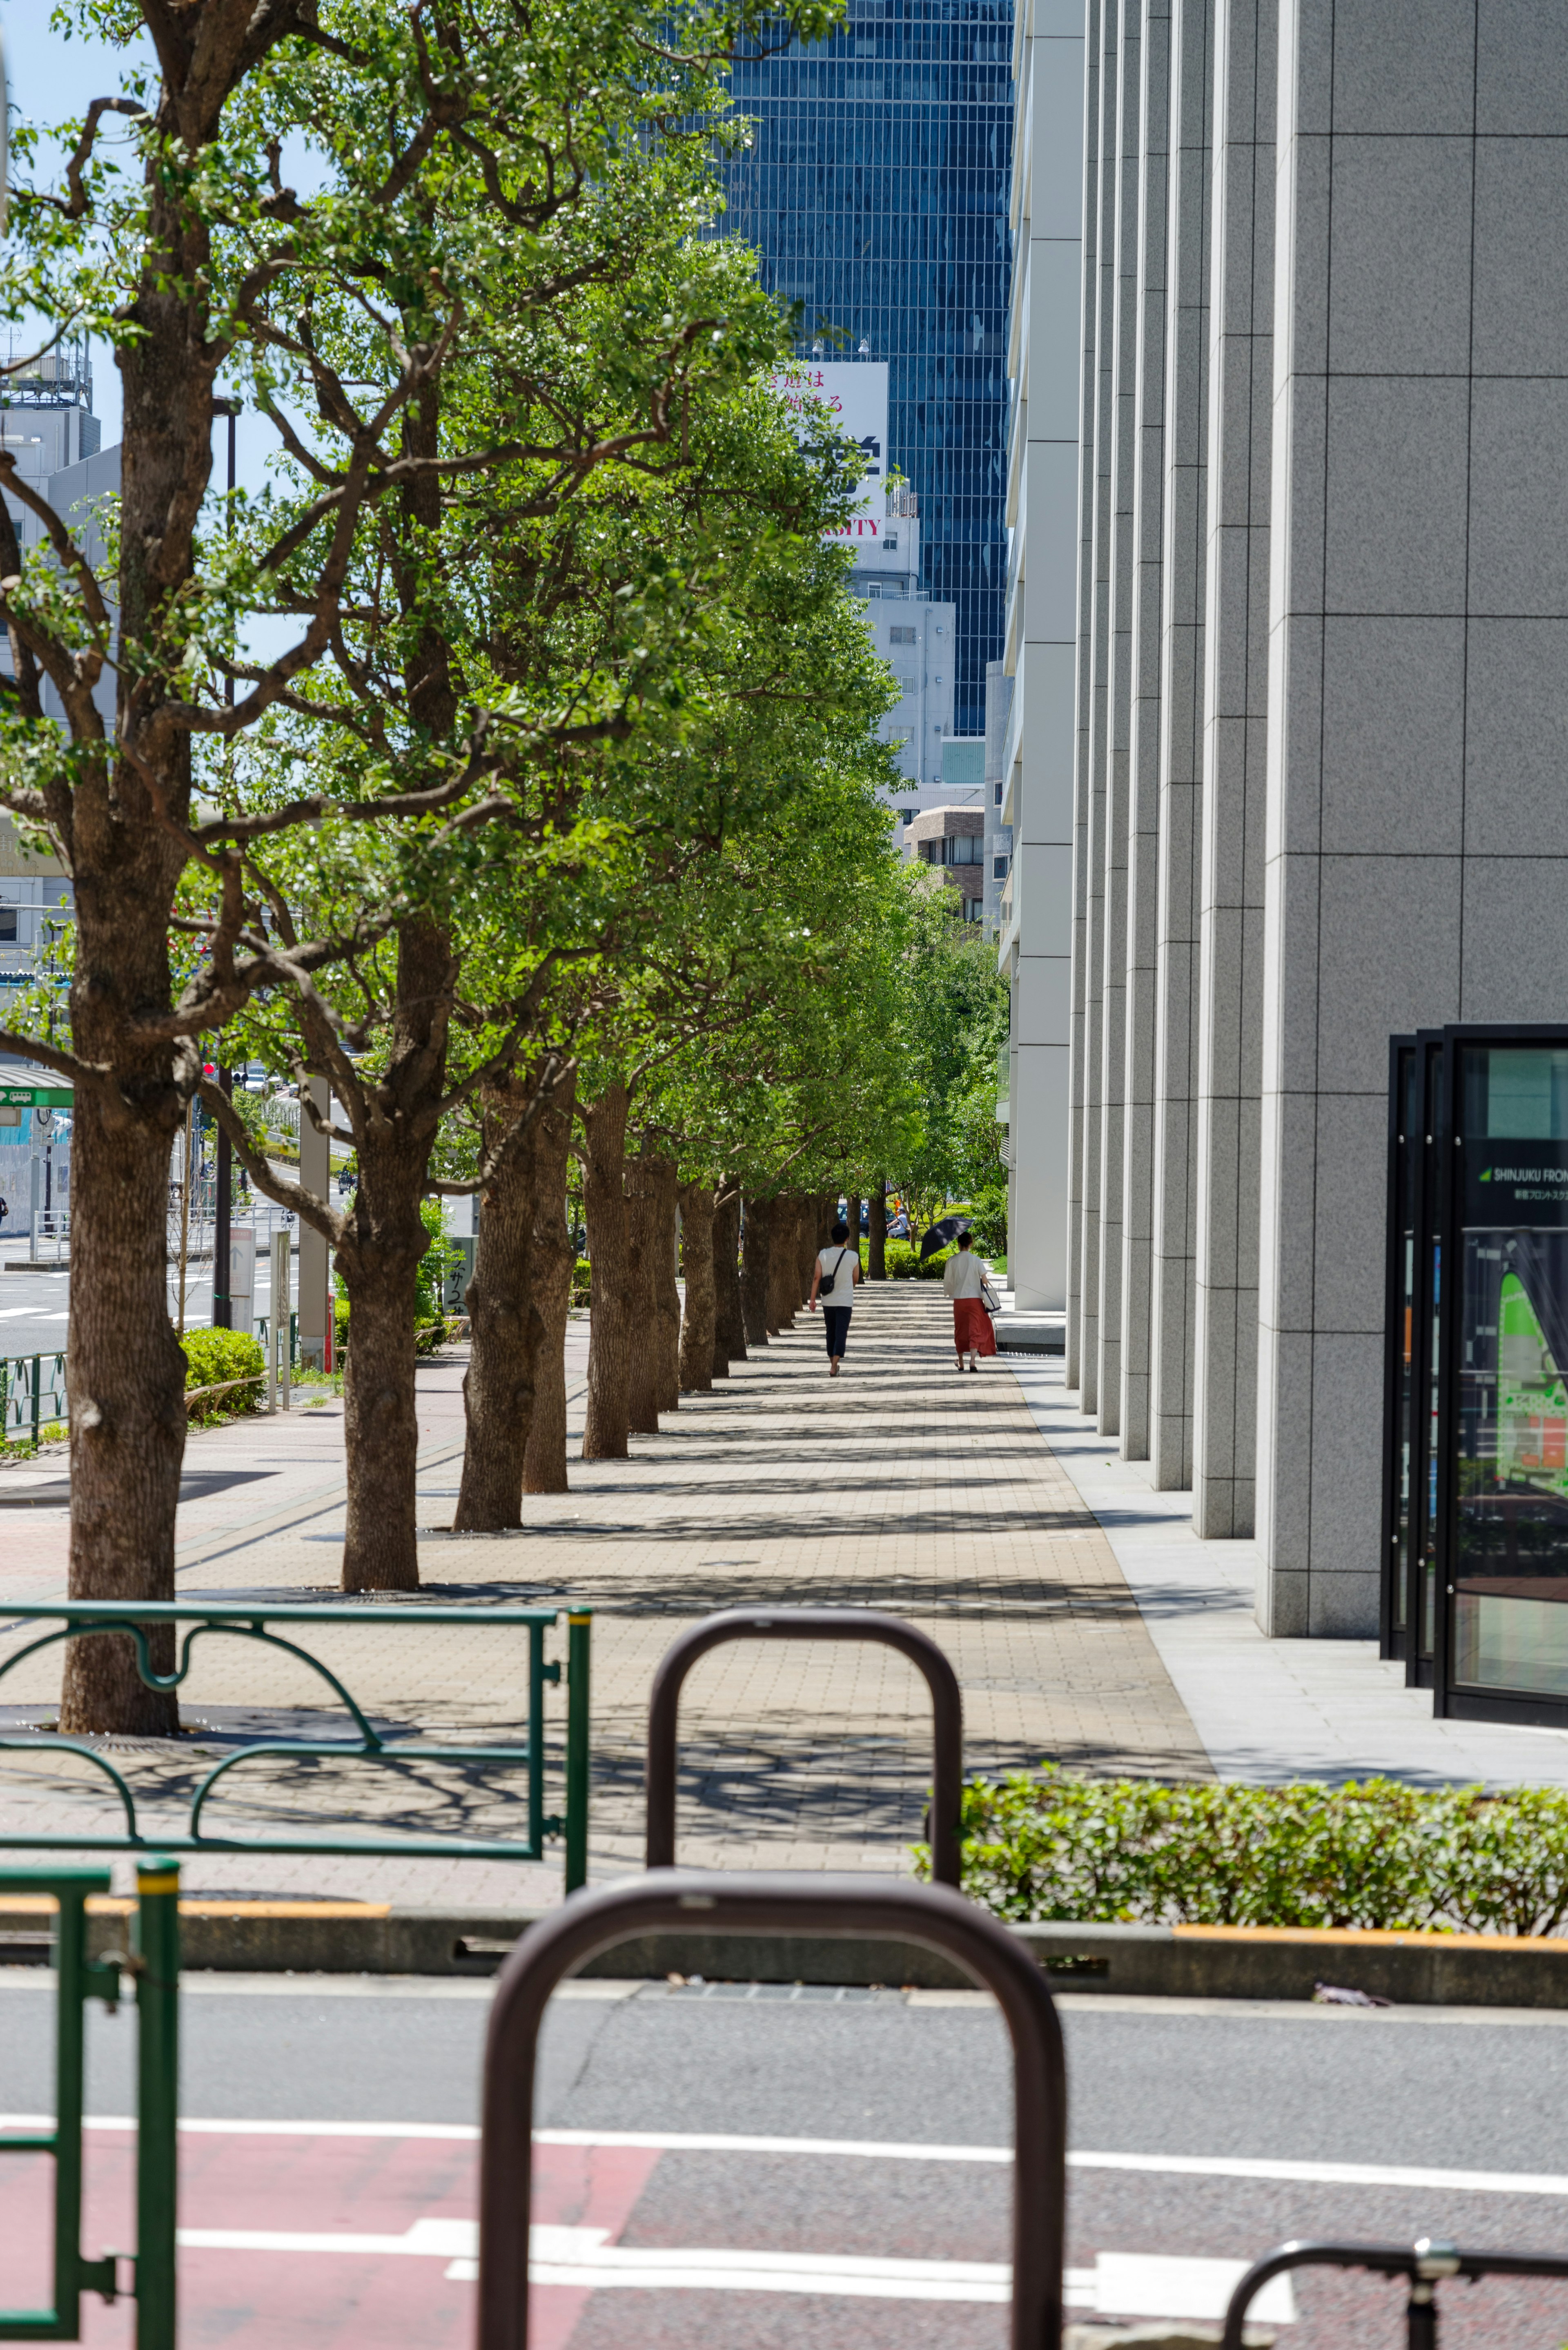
[1253,0,1555,1635]
[1117,0,1172,1459]
[1147,0,1213,1489]
[1095,0,1145,1437]
[1004,0,1087,1323]
[1064,0,1103,1387]
[1190,0,1274,1538]
[1074,0,1122,1414]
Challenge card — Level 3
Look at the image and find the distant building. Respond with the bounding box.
[0,334,118,729]
[719,0,1013,740]
[906,803,985,925]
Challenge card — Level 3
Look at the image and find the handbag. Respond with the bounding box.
[979,1273,1000,1314]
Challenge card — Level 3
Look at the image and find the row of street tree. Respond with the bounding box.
[0,0,1004,1734]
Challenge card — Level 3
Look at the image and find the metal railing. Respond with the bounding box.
[0,1353,67,1444]
[0,1602,592,1890]
[644,1608,964,1885]
[477,1873,1066,2350]
[0,1859,178,2349]
[27,1211,69,1266]
[1222,2236,1568,2350]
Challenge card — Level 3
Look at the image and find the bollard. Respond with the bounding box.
[564,1611,591,1893]
[134,1857,180,2350]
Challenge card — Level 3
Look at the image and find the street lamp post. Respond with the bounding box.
[211,399,238,1330]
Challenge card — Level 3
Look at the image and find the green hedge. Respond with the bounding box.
[884,1237,951,1280]
[941,1766,1568,1938]
[181,1328,265,1391]
[571,1256,592,1307]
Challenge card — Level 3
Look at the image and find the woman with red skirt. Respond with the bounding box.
[942,1231,997,1372]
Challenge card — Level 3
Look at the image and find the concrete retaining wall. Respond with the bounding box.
[9,1897,1568,2005]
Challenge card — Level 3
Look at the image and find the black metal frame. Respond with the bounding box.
[477,1873,1065,2350]
[644,1607,964,1885]
[1381,1022,1568,1726]
[1379,1032,1443,1681]
[1221,2236,1568,2350]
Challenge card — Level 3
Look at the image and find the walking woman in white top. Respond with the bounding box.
[943,1231,998,1371]
[808,1220,861,1376]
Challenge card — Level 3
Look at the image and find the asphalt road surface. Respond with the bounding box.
[0,1263,290,1368]
[5,1970,1568,2347]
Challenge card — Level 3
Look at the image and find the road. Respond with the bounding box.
[0,1262,292,1371]
[5,1971,1568,2346]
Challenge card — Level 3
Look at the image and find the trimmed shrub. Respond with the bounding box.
[933,1765,1568,1938]
[181,1328,265,1391]
[885,1237,951,1280]
[571,1256,592,1307]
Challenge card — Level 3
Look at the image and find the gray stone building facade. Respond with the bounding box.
[1007,0,1568,1637]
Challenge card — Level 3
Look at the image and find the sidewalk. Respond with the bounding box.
[1012,1357,1568,1791]
[0,1289,1210,1903]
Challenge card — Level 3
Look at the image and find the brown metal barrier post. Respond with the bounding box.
[644,1608,964,1885]
[477,1873,1065,2350]
[1221,2238,1568,2350]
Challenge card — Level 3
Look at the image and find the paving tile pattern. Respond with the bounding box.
[0,1292,1209,1902]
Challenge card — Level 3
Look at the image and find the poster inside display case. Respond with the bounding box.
[1452,1045,1568,1701]
[1381,1030,1568,1721]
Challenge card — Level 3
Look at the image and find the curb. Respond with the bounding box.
[8,1899,1568,2003]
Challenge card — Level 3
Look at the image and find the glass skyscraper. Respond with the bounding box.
[719,0,1013,737]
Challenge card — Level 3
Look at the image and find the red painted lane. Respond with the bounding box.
[0,2131,661,2350]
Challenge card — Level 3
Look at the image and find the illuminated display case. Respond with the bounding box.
[1382,1025,1568,1723]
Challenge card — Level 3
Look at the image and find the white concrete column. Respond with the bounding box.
[1002,0,1086,1318]
[1190,0,1274,1539]
[1075,0,1122,1414]
[1095,0,1144,1437]
[1147,0,1213,1489]
[1065,0,1103,1385]
[1117,0,1172,1459]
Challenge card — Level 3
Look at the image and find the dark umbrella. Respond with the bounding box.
[919,1215,969,1262]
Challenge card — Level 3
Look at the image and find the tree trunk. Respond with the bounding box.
[798,1196,819,1302]
[524,1072,575,1495]
[453,1083,543,1532]
[61,1085,186,1735]
[713,1193,744,1374]
[678,1183,717,1392]
[60,40,229,1734]
[869,1183,888,1280]
[624,1152,661,1436]
[844,1196,861,1264]
[582,1084,634,1459]
[652,1158,681,1413]
[741,1195,771,1346]
[336,919,455,1592]
[767,1197,797,1333]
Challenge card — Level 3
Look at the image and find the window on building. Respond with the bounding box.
[889,625,917,644]
[992,855,1009,880]
[962,897,983,923]
[0,909,18,942]
[896,808,917,824]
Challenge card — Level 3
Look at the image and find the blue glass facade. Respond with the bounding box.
[720,0,1013,736]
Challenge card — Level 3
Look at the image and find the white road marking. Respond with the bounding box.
[175,2218,1297,2312]
[170,2219,1296,2317]
[2,2117,1563,2201]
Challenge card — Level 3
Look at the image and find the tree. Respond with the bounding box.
[0,0,844,1701]
[893,872,1009,1226]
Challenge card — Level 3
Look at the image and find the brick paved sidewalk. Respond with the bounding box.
[0,1289,1208,1904]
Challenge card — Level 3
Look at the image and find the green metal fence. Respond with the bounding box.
[0,1859,179,2348]
[0,1355,68,1446]
[0,1601,591,1891]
